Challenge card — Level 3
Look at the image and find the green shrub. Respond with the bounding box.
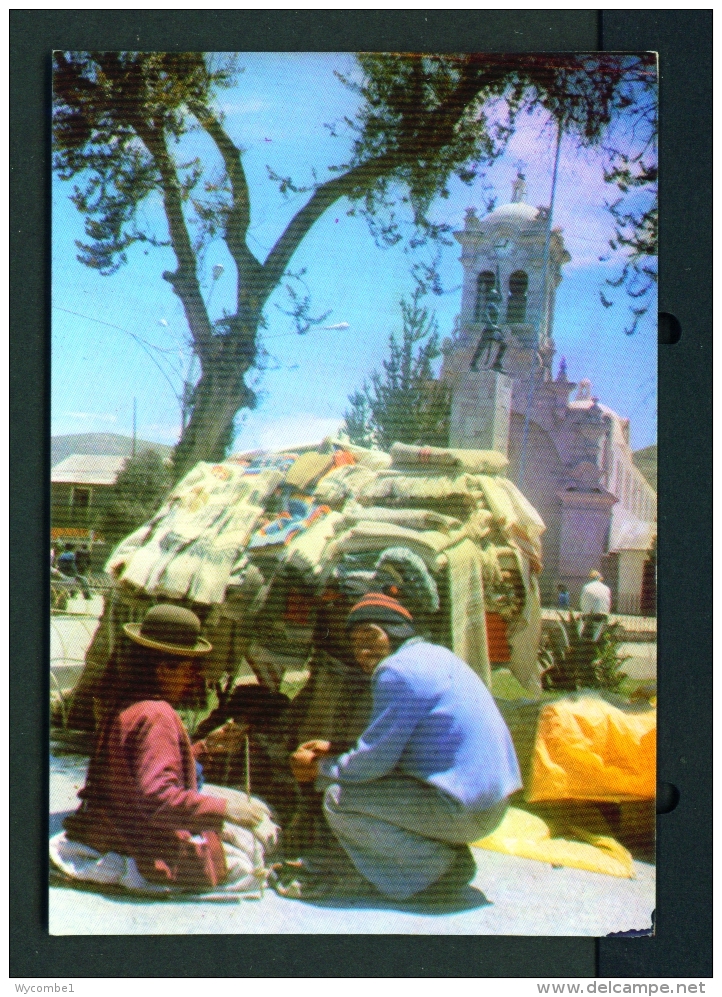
[540,612,629,692]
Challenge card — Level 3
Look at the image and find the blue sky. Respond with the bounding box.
[52,52,657,452]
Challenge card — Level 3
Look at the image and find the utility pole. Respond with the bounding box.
[132,397,137,458]
[517,115,564,490]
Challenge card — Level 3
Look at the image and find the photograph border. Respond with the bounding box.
[10,9,711,979]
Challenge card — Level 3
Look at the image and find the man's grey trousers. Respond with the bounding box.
[322,774,508,900]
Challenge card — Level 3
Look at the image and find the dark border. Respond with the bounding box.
[10,9,711,979]
[597,9,713,980]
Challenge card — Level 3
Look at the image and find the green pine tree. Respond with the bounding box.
[343,290,450,451]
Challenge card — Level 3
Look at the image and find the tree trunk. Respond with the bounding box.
[172,330,257,479]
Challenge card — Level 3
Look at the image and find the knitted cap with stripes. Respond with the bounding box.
[346,592,414,631]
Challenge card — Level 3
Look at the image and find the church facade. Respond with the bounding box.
[442,177,656,613]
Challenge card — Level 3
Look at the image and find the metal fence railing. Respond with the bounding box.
[50,602,105,728]
[50,573,112,614]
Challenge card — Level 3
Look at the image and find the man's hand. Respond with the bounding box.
[298,740,332,756]
[290,747,319,783]
[289,741,332,783]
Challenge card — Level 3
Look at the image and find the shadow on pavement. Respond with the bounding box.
[49,808,491,916]
[300,884,491,915]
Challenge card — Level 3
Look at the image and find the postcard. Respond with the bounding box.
[50,51,657,936]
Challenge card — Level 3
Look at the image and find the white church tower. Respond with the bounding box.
[445,172,571,396]
[443,176,656,611]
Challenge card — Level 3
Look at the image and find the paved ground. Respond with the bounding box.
[51,596,103,682]
[50,598,104,726]
[617,642,656,681]
[49,753,655,937]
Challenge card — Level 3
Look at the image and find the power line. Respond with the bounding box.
[53,305,183,402]
[54,305,184,355]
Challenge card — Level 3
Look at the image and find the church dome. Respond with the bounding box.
[478,200,541,228]
[466,174,545,232]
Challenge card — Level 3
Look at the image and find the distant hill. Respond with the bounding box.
[51,433,173,469]
[633,444,657,492]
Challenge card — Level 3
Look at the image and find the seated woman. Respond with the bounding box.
[51,604,279,895]
[285,593,522,902]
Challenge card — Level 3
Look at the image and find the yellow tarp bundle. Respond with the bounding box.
[474,806,635,879]
[528,697,656,803]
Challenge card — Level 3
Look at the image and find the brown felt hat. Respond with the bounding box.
[123,604,212,657]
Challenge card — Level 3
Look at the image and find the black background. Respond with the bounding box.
[10,9,712,979]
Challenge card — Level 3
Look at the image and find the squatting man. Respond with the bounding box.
[282,592,522,901]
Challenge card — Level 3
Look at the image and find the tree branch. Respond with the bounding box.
[90,54,215,361]
[260,161,378,295]
[132,117,216,361]
[259,59,495,299]
[189,100,264,295]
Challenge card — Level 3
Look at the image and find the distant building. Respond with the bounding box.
[51,434,173,546]
[51,432,172,469]
[51,454,127,544]
[443,177,656,613]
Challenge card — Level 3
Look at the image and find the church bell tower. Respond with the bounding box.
[447,174,570,386]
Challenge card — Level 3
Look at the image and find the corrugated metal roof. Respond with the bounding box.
[51,454,127,486]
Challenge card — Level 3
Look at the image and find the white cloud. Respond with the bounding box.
[233,412,344,453]
[141,421,183,444]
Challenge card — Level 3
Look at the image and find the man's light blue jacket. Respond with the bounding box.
[320,638,522,811]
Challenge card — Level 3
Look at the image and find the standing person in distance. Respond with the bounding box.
[579,570,612,639]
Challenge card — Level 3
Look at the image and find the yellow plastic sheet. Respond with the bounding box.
[528,697,656,802]
[474,806,635,879]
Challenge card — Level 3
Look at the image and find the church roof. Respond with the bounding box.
[481,201,541,226]
[568,398,616,417]
[609,509,656,552]
[568,398,631,449]
[481,201,539,225]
